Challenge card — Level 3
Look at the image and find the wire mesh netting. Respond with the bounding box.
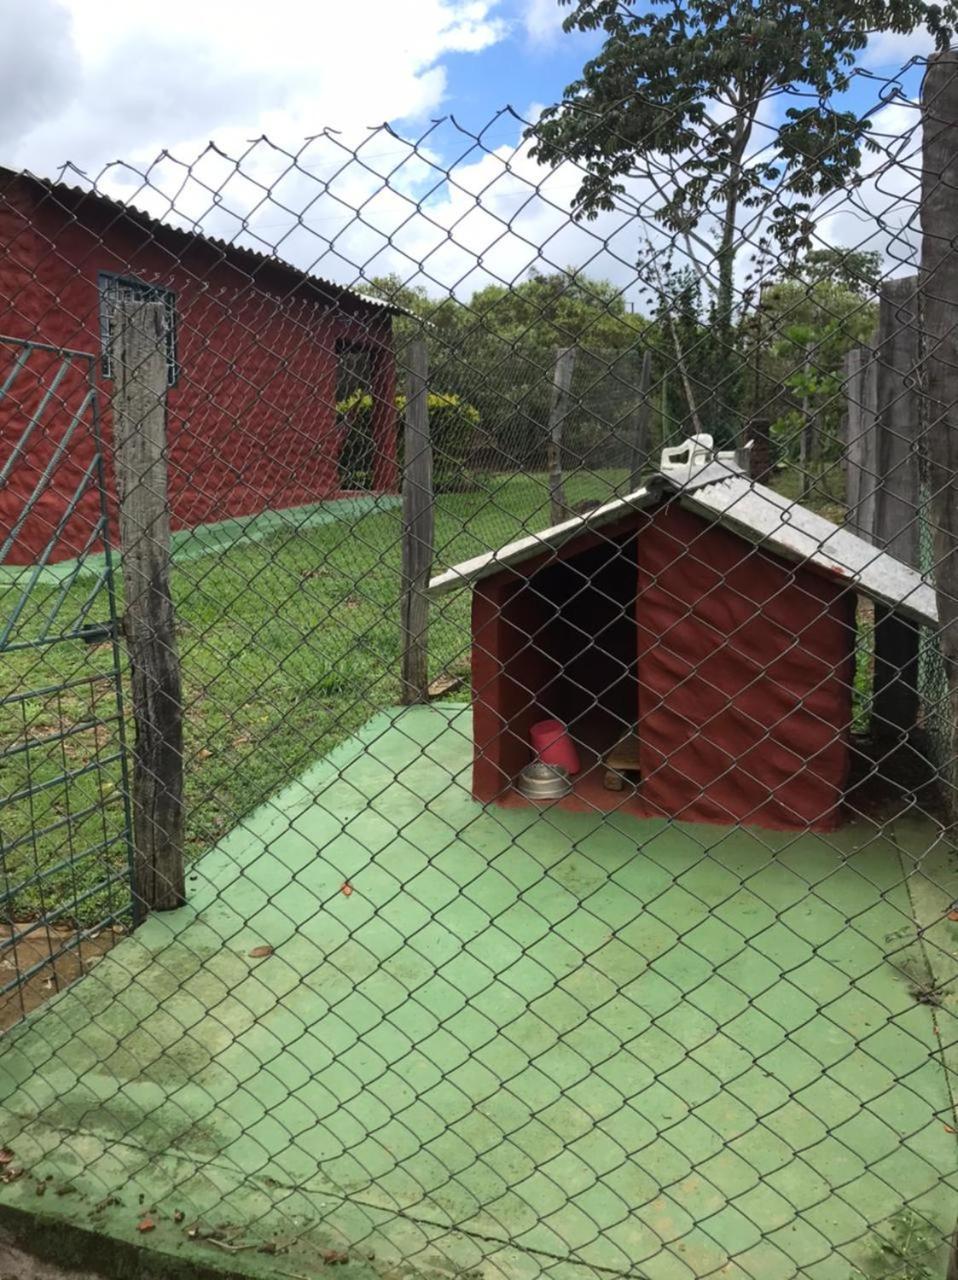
[0,37,957,1280]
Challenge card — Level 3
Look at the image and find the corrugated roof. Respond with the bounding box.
[0,166,407,317]
[428,464,939,628]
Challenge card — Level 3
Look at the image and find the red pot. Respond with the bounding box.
[530,719,581,775]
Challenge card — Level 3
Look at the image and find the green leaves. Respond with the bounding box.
[526,0,956,327]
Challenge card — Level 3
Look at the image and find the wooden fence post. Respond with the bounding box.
[872,276,922,741]
[844,346,866,533]
[547,346,576,524]
[800,341,817,498]
[628,349,653,491]
[846,343,879,542]
[111,299,185,913]
[921,49,958,805]
[400,340,434,704]
[874,276,921,569]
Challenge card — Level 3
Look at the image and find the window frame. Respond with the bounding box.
[98,272,179,388]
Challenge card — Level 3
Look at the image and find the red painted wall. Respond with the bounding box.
[636,504,855,830]
[471,502,855,832]
[0,178,396,563]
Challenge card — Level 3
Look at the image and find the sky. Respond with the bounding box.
[0,0,937,304]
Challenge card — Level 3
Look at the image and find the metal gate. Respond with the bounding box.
[0,335,134,1029]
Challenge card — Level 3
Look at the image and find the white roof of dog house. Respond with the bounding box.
[427,460,939,628]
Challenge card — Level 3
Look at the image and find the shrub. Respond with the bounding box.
[336,390,481,492]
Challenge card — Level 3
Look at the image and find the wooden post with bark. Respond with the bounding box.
[628,349,653,491]
[547,346,576,524]
[872,275,922,743]
[111,299,184,914]
[400,340,434,704]
[800,341,816,498]
[843,346,868,535]
[921,49,958,806]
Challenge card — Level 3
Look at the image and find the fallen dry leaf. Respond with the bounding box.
[137,1217,155,1233]
[0,1149,14,1166]
[944,1124,956,1134]
[949,910,958,922]
[174,1209,185,1224]
[341,883,353,897]
[248,945,273,959]
[322,1249,349,1265]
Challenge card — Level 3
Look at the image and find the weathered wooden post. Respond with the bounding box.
[921,49,958,805]
[846,343,879,541]
[872,275,922,742]
[628,349,653,491]
[843,346,867,532]
[547,346,576,524]
[111,299,185,913]
[800,341,817,498]
[400,340,434,704]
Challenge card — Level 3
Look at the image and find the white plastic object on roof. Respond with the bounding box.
[659,434,741,482]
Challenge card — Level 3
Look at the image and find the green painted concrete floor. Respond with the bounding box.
[0,493,400,586]
[0,706,956,1280]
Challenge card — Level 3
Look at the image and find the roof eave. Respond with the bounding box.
[3,166,408,318]
[677,487,938,628]
[427,484,657,597]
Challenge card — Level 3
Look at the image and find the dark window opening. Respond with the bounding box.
[99,273,179,387]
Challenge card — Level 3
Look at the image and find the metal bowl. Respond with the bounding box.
[517,761,572,800]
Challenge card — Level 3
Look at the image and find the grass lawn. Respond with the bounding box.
[0,470,629,925]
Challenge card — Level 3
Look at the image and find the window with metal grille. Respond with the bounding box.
[98,272,179,386]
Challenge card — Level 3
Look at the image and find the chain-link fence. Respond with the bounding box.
[0,40,957,1280]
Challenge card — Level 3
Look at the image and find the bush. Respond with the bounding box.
[335,390,481,492]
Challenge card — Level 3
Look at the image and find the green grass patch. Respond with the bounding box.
[1,470,626,924]
[0,463,864,927]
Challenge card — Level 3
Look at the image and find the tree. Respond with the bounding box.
[784,246,881,294]
[742,271,877,472]
[366,272,649,470]
[526,0,955,345]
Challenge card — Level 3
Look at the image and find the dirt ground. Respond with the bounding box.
[0,924,120,1032]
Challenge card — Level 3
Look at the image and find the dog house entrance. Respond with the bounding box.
[526,532,642,808]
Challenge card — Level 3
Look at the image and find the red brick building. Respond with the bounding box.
[0,167,399,563]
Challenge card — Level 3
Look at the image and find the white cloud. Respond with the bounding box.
[522,0,564,45]
[813,98,923,275]
[0,0,926,317]
[0,0,507,175]
[864,26,935,69]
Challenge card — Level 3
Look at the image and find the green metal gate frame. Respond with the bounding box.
[0,334,136,1024]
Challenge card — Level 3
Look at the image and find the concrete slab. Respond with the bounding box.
[0,706,955,1280]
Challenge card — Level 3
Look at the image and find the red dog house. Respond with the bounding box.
[430,462,937,832]
[0,166,400,564]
